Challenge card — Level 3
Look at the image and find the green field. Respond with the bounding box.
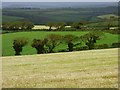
[3,6,117,24]
[2,31,119,56]
[2,15,24,22]
[97,14,119,20]
[2,48,118,88]
[86,21,118,27]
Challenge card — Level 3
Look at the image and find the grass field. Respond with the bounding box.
[2,15,24,22]
[97,14,119,20]
[2,31,119,56]
[86,20,118,28]
[3,6,117,24]
[2,48,118,88]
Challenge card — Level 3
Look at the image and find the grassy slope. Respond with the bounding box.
[2,31,88,56]
[97,14,119,19]
[2,31,119,56]
[2,48,118,88]
[2,15,24,22]
[86,21,118,27]
[2,8,105,24]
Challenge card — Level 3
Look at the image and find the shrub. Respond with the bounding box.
[13,37,28,55]
[112,42,120,48]
[63,34,79,52]
[75,46,88,51]
[31,39,47,54]
[81,31,103,50]
[45,34,63,53]
[95,44,109,49]
[58,49,68,52]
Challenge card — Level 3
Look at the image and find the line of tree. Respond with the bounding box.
[2,20,34,30]
[46,21,87,30]
[46,22,66,30]
[2,20,118,34]
[13,31,104,55]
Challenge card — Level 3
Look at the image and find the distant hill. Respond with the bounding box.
[97,14,119,20]
[2,2,118,9]
[2,5,118,24]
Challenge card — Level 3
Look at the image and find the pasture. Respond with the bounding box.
[2,7,117,24]
[2,31,119,56]
[2,48,118,88]
[97,14,119,20]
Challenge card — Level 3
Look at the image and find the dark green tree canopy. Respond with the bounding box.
[31,39,47,54]
[2,20,34,30]
[63,34,80,51]
[45,34,63,53]
[81,31,103,49]
[46,22,66,30]
[13,37,28,55]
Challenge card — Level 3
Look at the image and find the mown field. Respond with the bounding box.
[2,48,118,88]
[2,31,119,56]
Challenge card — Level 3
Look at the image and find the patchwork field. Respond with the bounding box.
[2,7,118,24]
[2,31,119,56]
[2,48,118,88]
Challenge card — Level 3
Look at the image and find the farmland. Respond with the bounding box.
[1,2,119,88]
[2,31,119,56]
[32,25,56,30]
[2,48,118,88]
[2,5,118,24]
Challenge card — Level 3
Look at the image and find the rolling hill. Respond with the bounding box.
[2,5,118,24]
[2,48,118,88]
[2,31,119,56]
[97,14,119,20]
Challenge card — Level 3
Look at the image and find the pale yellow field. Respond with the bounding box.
[2,48,119,88]
[32,25,71,30]
[32,25,56,30]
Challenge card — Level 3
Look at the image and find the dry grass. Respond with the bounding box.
[2,48,118,88]
[32,25,56,30]
[32,25,71,30]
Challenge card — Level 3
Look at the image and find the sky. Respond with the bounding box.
[2,0,120,2]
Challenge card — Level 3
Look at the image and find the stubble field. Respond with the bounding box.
[2,48,118,88]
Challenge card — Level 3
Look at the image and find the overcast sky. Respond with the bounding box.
[2,0,119,2]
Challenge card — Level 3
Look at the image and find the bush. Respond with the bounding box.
[58,49,68,52]
[31,39,46,54]
[13,37,28,55]
[95,44,109,49]
[45,34,63,53]
[112,43,120,48]
[75,46,88,51]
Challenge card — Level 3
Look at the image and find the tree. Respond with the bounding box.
[68,42,74,51]
[55,22,66,30]
[2,22,13,30]
[45,34,63,53]
[13,38,28,55]
[20,21,34,30]
[81,31,103,50]
[72,21,84,29]
[2,21,34,30]
[107,23,112,30]
[46,22,55,30]
[63,35,79,51]
[31,39,47,54]
[46,22,66,30]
